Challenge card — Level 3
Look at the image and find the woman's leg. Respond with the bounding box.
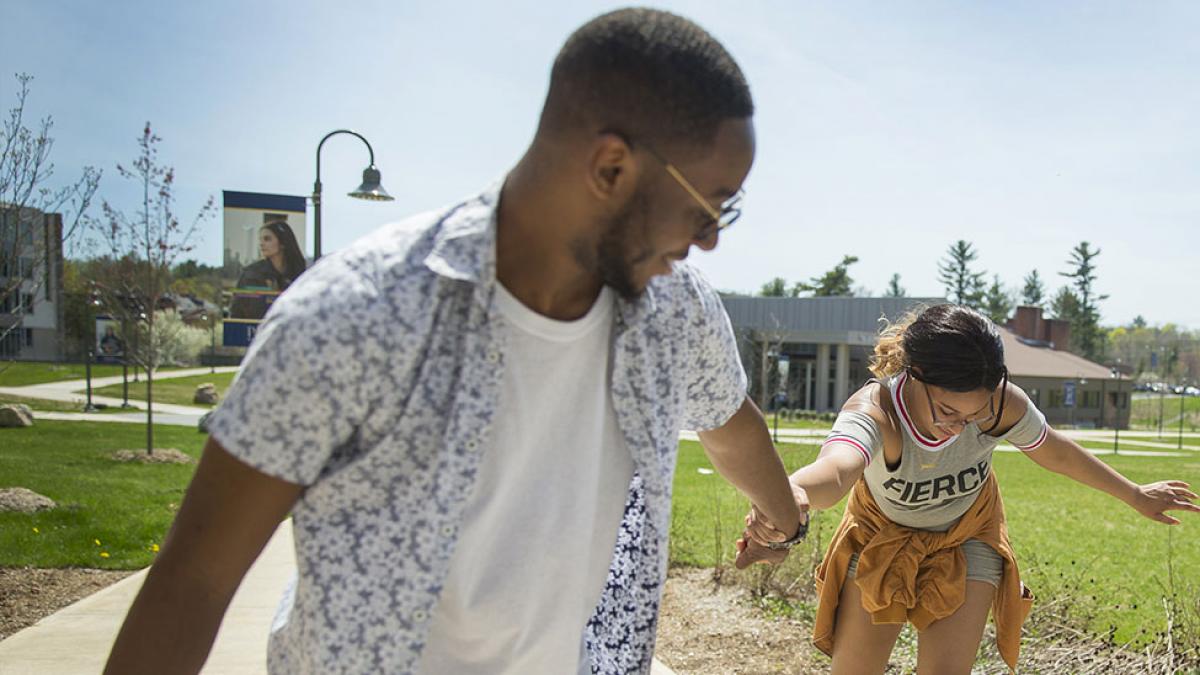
[830,578,904,675]
[914,580,994,675]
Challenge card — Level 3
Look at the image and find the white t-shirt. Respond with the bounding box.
[416,282,635,675]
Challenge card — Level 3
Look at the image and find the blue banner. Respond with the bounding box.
[224,320,260,348]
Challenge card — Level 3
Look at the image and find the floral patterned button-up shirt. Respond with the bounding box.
[205,184,748,674]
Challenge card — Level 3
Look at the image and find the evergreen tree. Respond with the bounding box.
[1059,241,1108,360]
[984,275,1014,324]
[1020,269,1045,307]
[759,277,788,297]
[937,240,986,308]
[885,273,906,298]
[795,255,859,297]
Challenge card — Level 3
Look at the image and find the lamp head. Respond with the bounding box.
[348,166,394,201]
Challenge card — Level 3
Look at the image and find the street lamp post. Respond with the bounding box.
[118,306,132,408]
[1111,367,1121,455]
[120,322,132,409]
[84,284,101,413]
[1158,346,1166,439]
[201,312,216,374]
[1180,387,1187,450]
[312,129,394,260]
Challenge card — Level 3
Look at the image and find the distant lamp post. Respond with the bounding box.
[1111,366,1121,455]
[200,311,216,374]
[119,314,132,409]
[312,129,394,260]
[84,284,102,413]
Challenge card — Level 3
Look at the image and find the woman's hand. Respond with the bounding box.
[1130,480,1200,525]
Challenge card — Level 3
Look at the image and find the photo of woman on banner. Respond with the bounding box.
[229,216,307,320]
[95,318,124,363]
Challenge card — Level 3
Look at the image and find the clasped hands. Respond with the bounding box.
[734,482,811,569]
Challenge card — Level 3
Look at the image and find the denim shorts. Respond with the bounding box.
[846,538,1003,588]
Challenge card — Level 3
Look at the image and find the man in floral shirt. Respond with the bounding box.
[106,8,805,675]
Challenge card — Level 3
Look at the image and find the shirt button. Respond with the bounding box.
[413,609,428,623]
[441,525,455,538]
[466,440,478,452]
[485,351,500,364]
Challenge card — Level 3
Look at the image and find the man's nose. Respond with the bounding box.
[693,229,719,251]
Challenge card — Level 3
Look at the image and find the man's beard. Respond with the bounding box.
[592,187,655,301]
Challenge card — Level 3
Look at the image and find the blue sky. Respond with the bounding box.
[3,1,1198,327]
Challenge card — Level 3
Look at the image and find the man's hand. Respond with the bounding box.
[734,483,810,569]
[698,398,804,541]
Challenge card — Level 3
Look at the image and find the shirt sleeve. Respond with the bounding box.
[680,267,748,432]
[205,259,375,485]
[823,409,884,466]
[1002,400,1049,452]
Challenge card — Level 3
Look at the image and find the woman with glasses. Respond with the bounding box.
[736,303,1198,674]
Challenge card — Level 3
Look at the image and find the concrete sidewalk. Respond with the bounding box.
[0,521,677,674]
[0,366,237,418]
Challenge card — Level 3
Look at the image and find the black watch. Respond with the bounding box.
[765,514,809,550]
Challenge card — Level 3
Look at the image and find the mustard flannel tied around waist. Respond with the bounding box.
[813,473,1033,671]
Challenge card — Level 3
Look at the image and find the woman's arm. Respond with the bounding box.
[1024,429,1200,524]
[787,445,869,510]
[736,385,893,566]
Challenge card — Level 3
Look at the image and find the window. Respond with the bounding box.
[24,328,33,347]
[0,330,19,357]
[1048,389,1064,408]
[22,293,34,311]
[1082,391,1101,409]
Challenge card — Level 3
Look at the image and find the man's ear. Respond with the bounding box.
[586,132,641,202]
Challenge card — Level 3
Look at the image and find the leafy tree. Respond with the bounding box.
[88,123,214,454]
[760,277,789,297]
[937,240,986,308]
[1020,269,1045,307]
[983,275,1014,324]
[1,73,100,364]
[795,255,859,297]
[885,273,905,298]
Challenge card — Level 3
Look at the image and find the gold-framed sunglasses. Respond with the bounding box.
[612,131,744,237]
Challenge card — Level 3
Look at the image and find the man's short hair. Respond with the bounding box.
[540,8,753,152]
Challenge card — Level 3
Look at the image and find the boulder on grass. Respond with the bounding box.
[193,384,219,405]
[0,405,34,428]
[0,487,55,512]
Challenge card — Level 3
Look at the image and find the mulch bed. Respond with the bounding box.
[0,567,135,640]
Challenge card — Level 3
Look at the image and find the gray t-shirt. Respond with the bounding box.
[826,372,1048,531]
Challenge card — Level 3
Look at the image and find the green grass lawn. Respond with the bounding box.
[0,361,131,387]
[758,416,833,430]
[94,372,236,408]
[670,439,1200,646]
[0,361,183,387]
[0,421,205,569]
[0,393,101,413]
[1132,394,1200,432]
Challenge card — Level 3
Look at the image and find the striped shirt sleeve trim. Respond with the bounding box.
[823,435,872,465]
[1013,425,1049,451]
